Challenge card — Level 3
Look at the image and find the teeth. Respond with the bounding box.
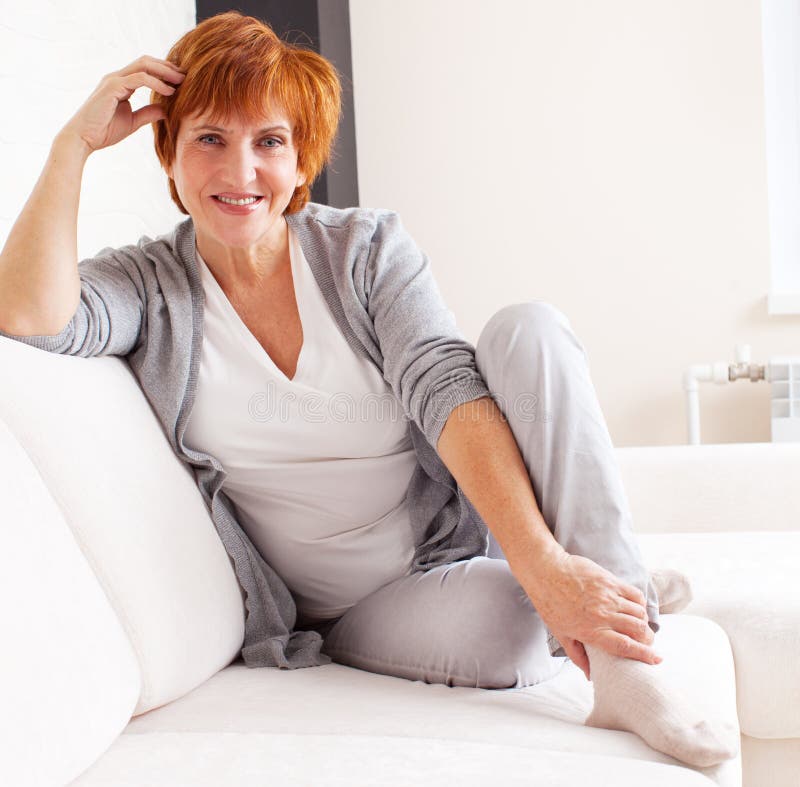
[217,196,260,205]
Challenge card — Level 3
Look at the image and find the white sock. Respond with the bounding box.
[650,567,693,614]
[584,643,739,767]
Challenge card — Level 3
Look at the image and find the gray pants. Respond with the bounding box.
[302,302,660,689]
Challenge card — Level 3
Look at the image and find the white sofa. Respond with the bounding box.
[1,334,797,787]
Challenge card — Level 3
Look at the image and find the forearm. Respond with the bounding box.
[0,130,89,335]
[436,396,565,587]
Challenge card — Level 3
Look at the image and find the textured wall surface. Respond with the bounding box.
[350,0,800,447]
[0,1,195,259]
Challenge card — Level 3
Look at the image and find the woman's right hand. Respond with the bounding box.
[61,56,185,154]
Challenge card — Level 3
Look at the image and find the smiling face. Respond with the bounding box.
[166,109,306,257]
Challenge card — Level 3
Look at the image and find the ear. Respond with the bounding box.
[296,170,306,188]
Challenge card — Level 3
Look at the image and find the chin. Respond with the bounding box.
[197,215,276,248]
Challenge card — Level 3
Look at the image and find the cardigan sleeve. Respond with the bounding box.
[0,245,147,357]
[365,211,493,450]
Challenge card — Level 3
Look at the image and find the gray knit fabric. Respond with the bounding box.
[0,203,493,669]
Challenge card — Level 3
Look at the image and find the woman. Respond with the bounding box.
[0,11,735,768]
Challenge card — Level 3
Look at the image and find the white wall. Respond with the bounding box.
[350,0,800,446]
[0,1,194,260]
[3,1,796,447]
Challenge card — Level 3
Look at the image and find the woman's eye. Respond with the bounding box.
[194,135,283,147]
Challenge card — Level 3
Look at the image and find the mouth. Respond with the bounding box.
[212,194,264,206]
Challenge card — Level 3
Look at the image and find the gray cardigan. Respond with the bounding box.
[0,203,493,669]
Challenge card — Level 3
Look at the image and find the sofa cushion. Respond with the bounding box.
[639,530,800,739]
[72,615,740,787]
[0,337,246,715]
[69,734,719,786]
[0,417,140,787]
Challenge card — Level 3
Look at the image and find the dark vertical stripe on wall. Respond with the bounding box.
[194,0,359,208]
[317,1,358,208]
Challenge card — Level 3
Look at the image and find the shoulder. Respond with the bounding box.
[138,217,192,265]
[88,218,191,268]
[77,218,193,295]
[286,203,413,248]
[83,218,189,264]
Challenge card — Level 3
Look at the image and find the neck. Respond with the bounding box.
[195,217,290,293]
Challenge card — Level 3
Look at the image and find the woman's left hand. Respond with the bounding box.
[520,550,660,681]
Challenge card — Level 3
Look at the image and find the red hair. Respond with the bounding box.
[151,11,342,215]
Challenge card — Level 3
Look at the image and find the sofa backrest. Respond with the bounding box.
[616,442,800,533]
[0,337,245,722]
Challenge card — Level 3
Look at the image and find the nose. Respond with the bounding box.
[220,141,258,190]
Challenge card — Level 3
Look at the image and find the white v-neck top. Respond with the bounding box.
[184,227,418,625]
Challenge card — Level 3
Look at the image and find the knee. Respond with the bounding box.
[478,301,570,349]
[475,300,574,372]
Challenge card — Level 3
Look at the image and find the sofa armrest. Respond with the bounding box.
[614,442,800,534]
[0,417,141,787]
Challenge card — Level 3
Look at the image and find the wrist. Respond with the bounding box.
[53,127,93,163]
[506,535,568,590]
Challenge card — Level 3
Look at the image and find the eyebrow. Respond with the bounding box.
[189,124,291,135]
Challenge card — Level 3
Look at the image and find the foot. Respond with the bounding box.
[584,643,739,768]
[650,567,693,614]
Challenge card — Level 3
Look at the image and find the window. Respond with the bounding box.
[762,0,800,313]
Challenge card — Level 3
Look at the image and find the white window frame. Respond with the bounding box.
[762,0,800,314]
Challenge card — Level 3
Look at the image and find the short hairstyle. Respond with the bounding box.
[151,11,342,215]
